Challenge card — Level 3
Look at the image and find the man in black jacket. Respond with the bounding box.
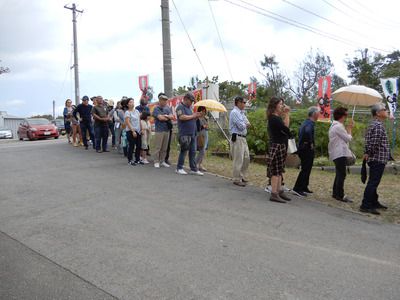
[293,106,320,196]
[73,95,94,150]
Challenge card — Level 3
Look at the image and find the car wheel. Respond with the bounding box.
[54,136,59,139]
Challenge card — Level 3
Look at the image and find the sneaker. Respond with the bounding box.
[190,170,204,176]
[359,207,380,215]
[154,163,160,168]
[142,159,150,164]
[176,169,188,175]
[84,145,88,150]
[279,192,292,201]
[136,160,144,165]
[264,186,272,193]
[233,181,246,187]
[161,162,171,168]
[73,142,78,147]
[128,161,136,166]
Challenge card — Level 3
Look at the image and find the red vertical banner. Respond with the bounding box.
[248,82,257,101]
[317,76,332,121]
[193,89,202,103]
[138,75,149,92]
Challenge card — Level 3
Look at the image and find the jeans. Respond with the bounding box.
[361,161,386,208]
[332,156,347,199]
[114,126,123,154]
[177,135,197,171]
[293,149,315,192]
[126,131,140,163]
[196,130,208,166]
[79,121,94,148]
[94,125,109,151]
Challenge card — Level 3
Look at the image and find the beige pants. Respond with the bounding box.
[231,136,250,182]
[153,131,170,163]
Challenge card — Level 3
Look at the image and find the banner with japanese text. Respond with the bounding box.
[380,77,398,118]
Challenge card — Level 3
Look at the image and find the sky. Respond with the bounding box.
[1,0,400,117]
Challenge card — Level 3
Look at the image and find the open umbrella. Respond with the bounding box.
[193,99,227,112]
[332,85,382,118]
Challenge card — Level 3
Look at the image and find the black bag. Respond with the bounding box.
[179,136,191,151]
[231,133,237,142]
[166,120,173,130]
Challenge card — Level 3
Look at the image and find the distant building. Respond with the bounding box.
[0,111,25,139]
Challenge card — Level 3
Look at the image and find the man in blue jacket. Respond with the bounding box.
[293,106,320,196]
[73,95,94,150]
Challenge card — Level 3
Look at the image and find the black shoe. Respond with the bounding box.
[128,161,136,166]
[304,189,313,194]
[135,160,144,165]
[84,145,88,150]
[293,190,307,197]
[336,196,353,203]
[359,207,380,215]
[374,202,388,210]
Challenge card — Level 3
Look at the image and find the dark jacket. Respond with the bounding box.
[73,103,93,123]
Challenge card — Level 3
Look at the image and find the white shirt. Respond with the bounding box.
[328,120,353,161]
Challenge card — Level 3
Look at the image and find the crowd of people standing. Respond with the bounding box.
[64,92,391,215]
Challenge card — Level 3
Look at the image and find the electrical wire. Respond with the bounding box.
[171,0,208,77]
[208,0,235,81]
[223,0,391,53]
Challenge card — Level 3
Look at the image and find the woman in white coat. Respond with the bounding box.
[328,107,354,202]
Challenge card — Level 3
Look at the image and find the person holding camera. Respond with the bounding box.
[266,97,291,203]
[152,93,174,168]
[175,93,204,175]
[229,96,251,187]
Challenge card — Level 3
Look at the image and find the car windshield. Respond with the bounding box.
[55,120,64,125]
[0,128,11,131]
[28,119,51,125]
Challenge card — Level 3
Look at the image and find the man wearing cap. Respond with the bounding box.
[175,93,204,175]
[229,96,251,186]
[92,96,110,153]
[152,93,174,168]
[73,95,94,150]
[360,103,390,215]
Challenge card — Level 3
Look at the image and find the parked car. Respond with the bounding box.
[51,119,66,135]
[17,118,59,141]
[0,128,13,139]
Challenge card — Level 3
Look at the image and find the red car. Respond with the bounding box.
[18,118,59,141]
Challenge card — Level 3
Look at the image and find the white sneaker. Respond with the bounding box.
[176,169,188,175]
[264,186,272,193]
[154,163,160,168]
[142,159,150,164]
[161,161,170,168]
[190,170,204,176]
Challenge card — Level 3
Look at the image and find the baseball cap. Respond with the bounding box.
[184,92,195,102]
[82,95,89,101]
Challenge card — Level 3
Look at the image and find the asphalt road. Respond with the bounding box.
[0,139,399,300]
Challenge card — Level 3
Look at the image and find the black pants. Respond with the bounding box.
[79,121,94,148]
[332,156,347,199]
[293,149,314,192]
[94,125,109,151]
[361,161,385,209]
[126,131,140,163]
[164,129,172,163]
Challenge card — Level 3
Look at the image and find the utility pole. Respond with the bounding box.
[161,0,173,97]
[52,100,55,120]
[64,3,83,106]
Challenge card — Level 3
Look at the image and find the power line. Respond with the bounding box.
[223,0,391,53]
[208,0,234,81]
[171,0,208,77]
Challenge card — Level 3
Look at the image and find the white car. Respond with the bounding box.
[0,128,13,139]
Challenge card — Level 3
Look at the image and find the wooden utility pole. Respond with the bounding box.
[161,0,173,97]
[64,3,83,106]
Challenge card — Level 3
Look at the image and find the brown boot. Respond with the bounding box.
[279,191,291,201]
[270,193,287,203]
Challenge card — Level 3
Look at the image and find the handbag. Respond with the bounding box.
[287,138,297,154]
[197,134,205,149]
[346,151,356,166]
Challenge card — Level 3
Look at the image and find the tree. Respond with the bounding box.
[331,74,347,92]
[30,114,53,120]
[289,49,333,103]
[346,48,384,91]
[0,60,10,75]
[259,55,289,98]
[381,50,400,78]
